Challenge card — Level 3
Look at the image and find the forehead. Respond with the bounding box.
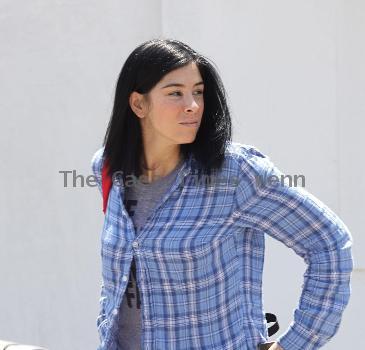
[159,62,203,84]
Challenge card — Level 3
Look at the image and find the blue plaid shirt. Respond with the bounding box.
[91,141,353,350]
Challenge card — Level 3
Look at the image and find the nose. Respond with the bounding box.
[184,94,200,113]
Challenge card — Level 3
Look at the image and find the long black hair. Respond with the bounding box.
[102,38,232,184]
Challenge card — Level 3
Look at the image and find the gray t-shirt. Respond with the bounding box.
[115,158,184,349]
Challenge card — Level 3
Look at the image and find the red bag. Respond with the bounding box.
[101,158,112,214]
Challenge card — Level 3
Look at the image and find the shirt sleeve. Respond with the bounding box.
[96,283,108,342]
[91,147,108,346]
[90,147,105,196]
[234,145,354,350]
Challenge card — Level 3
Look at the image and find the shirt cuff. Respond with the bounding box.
[276,322,322,350]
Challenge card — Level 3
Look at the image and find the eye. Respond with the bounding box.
[169,91,182,96]
[168,90,204,96]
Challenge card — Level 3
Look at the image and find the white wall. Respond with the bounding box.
[0,1,363,349]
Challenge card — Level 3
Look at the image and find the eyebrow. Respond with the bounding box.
[161,81,204,89]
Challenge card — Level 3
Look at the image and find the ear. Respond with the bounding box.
[129,91,146,119]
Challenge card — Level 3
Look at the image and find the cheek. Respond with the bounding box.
[150,102,180,127]
[155,100,182,119]
[162,99,183,111]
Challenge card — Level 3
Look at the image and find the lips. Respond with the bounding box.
[180,121,198,125]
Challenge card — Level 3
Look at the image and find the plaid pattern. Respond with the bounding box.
[91,141,353,350]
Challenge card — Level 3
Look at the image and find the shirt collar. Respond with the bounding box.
[116,151,194,197]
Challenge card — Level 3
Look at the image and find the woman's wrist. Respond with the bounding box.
[269,341,283,350]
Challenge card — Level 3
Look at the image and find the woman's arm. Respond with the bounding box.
[234,145,354,350]
[91,147,108,344]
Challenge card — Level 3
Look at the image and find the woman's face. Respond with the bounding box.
[131,62,204,148]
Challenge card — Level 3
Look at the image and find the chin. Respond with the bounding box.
[178,137,197,144]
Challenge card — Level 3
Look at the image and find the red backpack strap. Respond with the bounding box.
[101,158,112,214]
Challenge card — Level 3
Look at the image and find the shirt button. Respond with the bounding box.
[132,241,139,248]
[112,308,118,315]
[122,275,128,282]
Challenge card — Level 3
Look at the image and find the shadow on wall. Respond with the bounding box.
[0,340,48,350]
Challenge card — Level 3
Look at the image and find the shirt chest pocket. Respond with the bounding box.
[143,218,230,253]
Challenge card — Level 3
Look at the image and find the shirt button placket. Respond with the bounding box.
[131,240,148,327]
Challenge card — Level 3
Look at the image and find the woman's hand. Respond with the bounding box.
[269,342,284,350]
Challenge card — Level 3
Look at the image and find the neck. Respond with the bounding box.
[140,145,182,183]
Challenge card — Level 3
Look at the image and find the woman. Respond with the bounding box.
[91,38,353,350]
